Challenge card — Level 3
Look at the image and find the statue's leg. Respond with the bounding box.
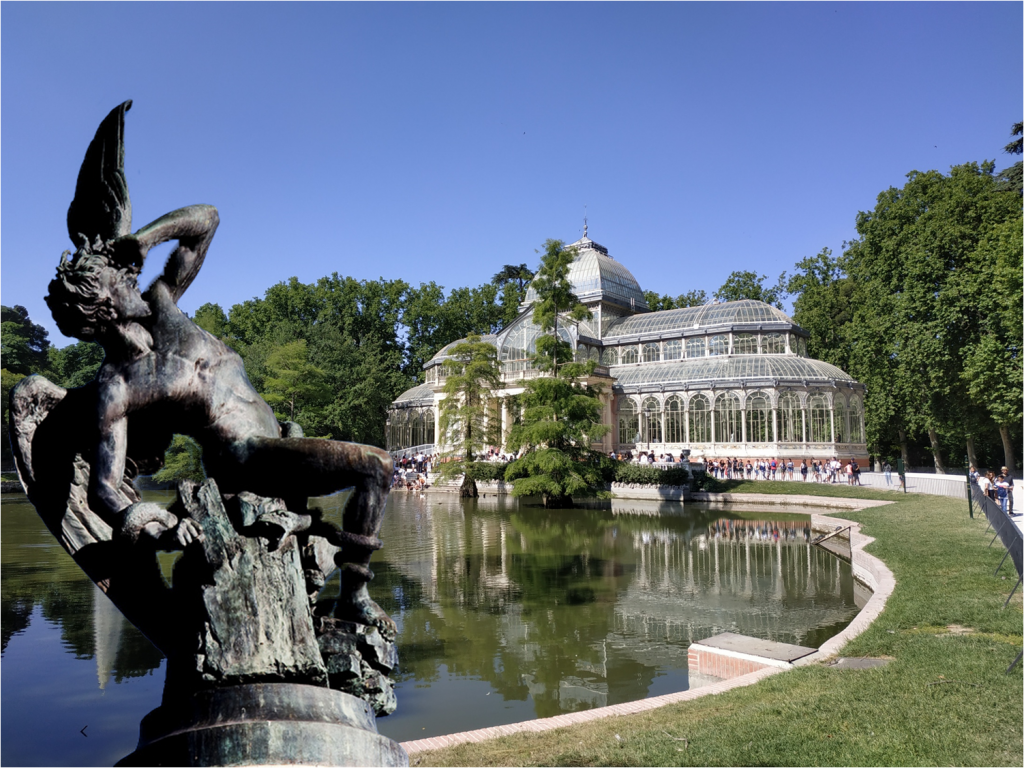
[217,437,396,636]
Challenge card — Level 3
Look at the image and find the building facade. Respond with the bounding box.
[388,234,868,464]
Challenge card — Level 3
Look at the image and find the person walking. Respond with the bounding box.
[883,460,893,486]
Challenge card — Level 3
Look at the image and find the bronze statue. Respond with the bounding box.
[10,101,406,766]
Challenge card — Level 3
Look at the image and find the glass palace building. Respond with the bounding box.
[388,234,867,463]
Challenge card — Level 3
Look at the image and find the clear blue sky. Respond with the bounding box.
[3,2,1021,347]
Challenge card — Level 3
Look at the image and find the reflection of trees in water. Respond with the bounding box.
[375,497,861,719]
[1,498,163,682]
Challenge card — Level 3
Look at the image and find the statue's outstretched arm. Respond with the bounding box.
[91,378,134,517]
[113,205,219,303]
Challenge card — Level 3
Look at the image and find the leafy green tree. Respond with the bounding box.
[714,271,787,309]
[529,239,592,373]
[504,374,610,508]
[46,342,105,389]
[846,162,1022,471]
[226,274,410,446]
[1,305,50,375]
[193,302,229,339]
[153,434,206,483]
[1,368,26,471]
[261,339,333,431]
[492,263,535,292]
[955,215,1023,469]
[642,289,710,311]
[402,281,505,380]
[501,240,609,508]
[997,120,1022,194]
[786,248,855,371]
[437,334,502,497]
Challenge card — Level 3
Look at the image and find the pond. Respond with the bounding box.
[0,489,865,764]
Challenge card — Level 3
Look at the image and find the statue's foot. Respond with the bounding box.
[338,589,397,642]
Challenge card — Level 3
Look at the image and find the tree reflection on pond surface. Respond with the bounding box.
[1,490,861,762]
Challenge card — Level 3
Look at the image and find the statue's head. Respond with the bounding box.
[46,249,148,343]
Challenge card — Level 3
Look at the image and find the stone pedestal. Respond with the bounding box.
[117,683,408,767]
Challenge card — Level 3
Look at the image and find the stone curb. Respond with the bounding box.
[401,498,897,757]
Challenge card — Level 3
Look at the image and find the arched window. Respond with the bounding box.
[642,343,661,363]
[762,332,786,354]
[834,399,847,443]
[602,347,619,366]
[575,344,589,362]
[424,409,436,445]
[618,398,639,445]
[688,394,711,443]
[714,392,741,443]
[589,346,601,362]
[778,392,802,442]
[746,392,770,443]
[386,414,395,450]
[411,410,424,447]
[709,334,728,356]
[798,337,808,357]
[641,397,662,443]
[733,333,757,354]
[848,396,864,444]
[663,339,682,360]
[665,395,684,443]
[686,338,705,358]
[808,394,830,443]
[621,346,639,365]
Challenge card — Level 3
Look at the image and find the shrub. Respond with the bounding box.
[467,461,509,482]
[612,462,690,486]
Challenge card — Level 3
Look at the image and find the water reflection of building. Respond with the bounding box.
[373,497,863,718]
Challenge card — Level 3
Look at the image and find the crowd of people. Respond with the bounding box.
[970,464,1017,517]
[608,450,687,464]
[392,451,435,491]
[695,456,862,485]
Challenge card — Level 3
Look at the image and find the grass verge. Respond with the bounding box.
[415,487,1023,767]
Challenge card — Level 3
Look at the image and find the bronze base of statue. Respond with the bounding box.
[116,683,408,767]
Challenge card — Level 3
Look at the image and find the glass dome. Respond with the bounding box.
[425,334,498,368]
[523,237,648,311]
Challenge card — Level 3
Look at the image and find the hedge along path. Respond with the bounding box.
[409,486,1023,767]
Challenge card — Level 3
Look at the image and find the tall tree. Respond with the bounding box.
[786,248,855,371]
[529,240,591,373]
[503,370,610,509]
[714,271,787,309]
[997,120,1022,195]
[1,305,50,375]
[502,240,609,508]
[846,162,1022,471]
[437,334,502,497]
[47,342,105,389]
[261,340,333,430]
[642,289,710,311]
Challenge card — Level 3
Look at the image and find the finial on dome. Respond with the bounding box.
[583,206,588,238]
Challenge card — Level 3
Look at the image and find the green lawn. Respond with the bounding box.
[416,485,1023,767]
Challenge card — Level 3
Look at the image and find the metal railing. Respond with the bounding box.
[968,485,1022,674]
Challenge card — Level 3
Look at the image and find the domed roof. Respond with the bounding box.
[425,334,498,368]
[611,355,857,390]
[524,236,648,312]
[604,300,798,339]
[393,382,435,406]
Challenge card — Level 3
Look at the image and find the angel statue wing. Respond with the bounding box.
[66,100,133,252]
